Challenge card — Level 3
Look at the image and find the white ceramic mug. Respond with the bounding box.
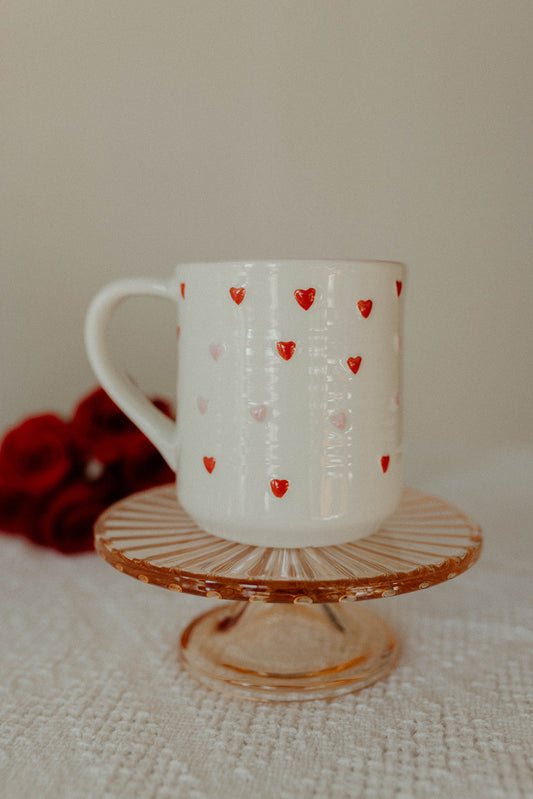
[85,260,405,547]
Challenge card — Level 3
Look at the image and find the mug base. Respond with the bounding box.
[193,516,385,549]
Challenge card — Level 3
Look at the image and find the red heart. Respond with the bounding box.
[180,282,186,299]
[347,356,362,375]
[203,457,216,474]
[277,341,296,360]
[381,455,390,473]
[270,479,289,498]
[229,287,246,305]
[396,281,402,297]
[294,288,316,311]
[357,299,373,318]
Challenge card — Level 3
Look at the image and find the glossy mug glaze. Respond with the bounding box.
[85,260,405,547]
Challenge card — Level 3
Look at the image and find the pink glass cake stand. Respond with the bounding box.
[94,485,482,701]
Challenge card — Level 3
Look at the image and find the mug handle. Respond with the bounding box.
[84,277,179,471]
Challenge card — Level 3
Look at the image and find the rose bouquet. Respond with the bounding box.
[0,388,173,553]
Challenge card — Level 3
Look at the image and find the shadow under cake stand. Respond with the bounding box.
[94,485,482,701]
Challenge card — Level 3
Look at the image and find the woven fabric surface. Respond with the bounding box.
[1,444,531,799]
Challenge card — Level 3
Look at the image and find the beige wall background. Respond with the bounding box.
[2,0,532,446]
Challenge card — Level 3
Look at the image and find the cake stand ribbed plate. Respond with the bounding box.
[94,485,482,604]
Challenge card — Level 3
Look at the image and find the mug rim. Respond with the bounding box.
[174,258,406,271]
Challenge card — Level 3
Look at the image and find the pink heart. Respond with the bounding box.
[209,343,224,361]
[197,396,209,414]
[250,404,267,422]
[330,411,346,430]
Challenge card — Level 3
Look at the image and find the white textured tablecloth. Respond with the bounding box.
[1,444,532,799]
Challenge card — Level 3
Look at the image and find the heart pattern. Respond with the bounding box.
[270,479,289,498]
[209,343,224,361]
[294,288,316,311]
[203,456,216,474]
[194,279,401,494]
[250,404,267,422]
[197,396,209,414]
[229,287,246,305]
[330,411,347,430]
[180,283,186,299]
[357,299,373,318]
[347,356,362,375]
[277,341,296,361]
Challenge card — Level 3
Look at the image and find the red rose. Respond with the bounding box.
[72,387,174,465]
[35,480,110,553]
[121,448,174,494]
[0,414,79,496]
[0,485,38,535]
[0,388,176,554]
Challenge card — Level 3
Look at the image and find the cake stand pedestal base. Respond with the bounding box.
[180,601,397,701]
